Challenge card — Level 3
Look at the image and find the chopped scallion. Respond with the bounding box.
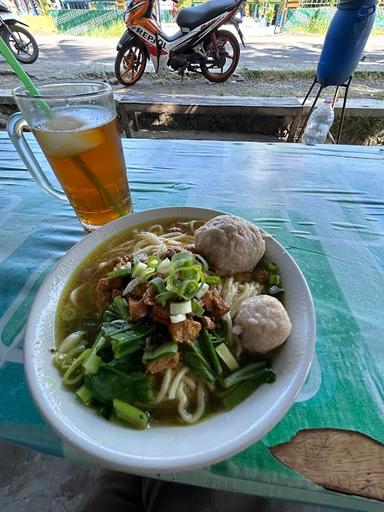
[113,399,149,429]
[205,275,221,285]
[170,300,192,316]
[132,261,147,278]
[269,274,280,286]
[260,258,279,273]
[107,267,132,278]
[191,299,204,317]
[215,343,239,371]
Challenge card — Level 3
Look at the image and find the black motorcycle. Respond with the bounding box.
[0,0,39,64]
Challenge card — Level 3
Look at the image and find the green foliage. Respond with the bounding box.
[82,19,126,37]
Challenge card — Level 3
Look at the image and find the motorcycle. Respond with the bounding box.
[0,0,39,64]
[115,0,245,86]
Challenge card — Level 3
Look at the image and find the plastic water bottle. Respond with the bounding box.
[302,99,335,145]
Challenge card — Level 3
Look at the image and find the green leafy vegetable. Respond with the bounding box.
[143,342,178,363]
[221,369,276,410]
[112,296,129,320]
[102,321,156,359]
[222,362,270,389]
[84,365,154,404]
[183,340,215,383]
[199,330,222,376]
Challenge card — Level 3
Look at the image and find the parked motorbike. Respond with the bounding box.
[115,0,245,86]
[0,0,39,63]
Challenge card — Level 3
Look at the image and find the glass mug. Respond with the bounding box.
[7,82,132,231]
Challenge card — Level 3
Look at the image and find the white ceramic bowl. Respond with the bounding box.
[24,207,316,473]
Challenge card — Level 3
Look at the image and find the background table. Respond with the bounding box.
[1,132,384,511]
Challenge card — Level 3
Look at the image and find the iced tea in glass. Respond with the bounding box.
[8,83,132,231]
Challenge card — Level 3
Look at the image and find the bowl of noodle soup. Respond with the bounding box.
[25,207,315,472]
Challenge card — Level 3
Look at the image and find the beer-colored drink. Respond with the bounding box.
[33,106,132,230]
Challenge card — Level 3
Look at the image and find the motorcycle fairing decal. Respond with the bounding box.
[130,10,231,72]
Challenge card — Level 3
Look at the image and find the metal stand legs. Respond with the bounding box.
[337,76,352,144]
[295,76,353,144]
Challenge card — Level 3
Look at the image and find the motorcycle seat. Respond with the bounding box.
[176,0,238,30]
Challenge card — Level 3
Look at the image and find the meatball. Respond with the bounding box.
[194,215,265,275]
[233,295,291,354]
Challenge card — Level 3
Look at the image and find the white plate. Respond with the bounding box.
[24,207,316,473]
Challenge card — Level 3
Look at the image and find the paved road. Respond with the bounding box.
[0,32,383,88]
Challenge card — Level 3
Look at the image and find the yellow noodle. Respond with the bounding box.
[168,367,189,400]
[153,368,173,404]
[177,380,206,424]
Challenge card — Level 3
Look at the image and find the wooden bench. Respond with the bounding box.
[115,93,304,142]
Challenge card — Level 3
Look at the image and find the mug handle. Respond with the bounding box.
[7,112,67,201]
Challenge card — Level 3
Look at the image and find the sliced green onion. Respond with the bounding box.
[139,267,156,282]
[170,313,186,323]
[205,275,221,285]
[171,252,194,268]
[215,343,239,371]
[157,258,174,275]
[122,277,140,296]
[195,254,209,271]
[149,276,165,292]
[61,306,76,322]
[269,274,280,286]
[195,283,209,299]
[143,341,178,363]
[132,261,147,278]
[170,300,192,316]
[63,348,91,387]
[191,299,204,317]
[76,384,93,405]
[156,290,177,306]
[260,258,279,273]
[82,334,106,375]
[113,399,149,429]
[58,331,85,354]
[147,255,159,268]
[107,267,132,278]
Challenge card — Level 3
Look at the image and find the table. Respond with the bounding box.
[1,132,384,511]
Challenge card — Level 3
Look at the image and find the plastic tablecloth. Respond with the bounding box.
[1,132,384,510]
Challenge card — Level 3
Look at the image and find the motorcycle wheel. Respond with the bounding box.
[201,29,240,83]
[115,39,147,87]
[4,25,39,64]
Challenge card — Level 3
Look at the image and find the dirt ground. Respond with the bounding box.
[110,69,384,100]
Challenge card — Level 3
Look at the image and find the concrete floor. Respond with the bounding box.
[0,440,344,512]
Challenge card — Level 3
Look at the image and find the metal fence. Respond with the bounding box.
[60,0,118,9]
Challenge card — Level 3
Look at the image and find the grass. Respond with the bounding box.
[80,20,126,38]
[288,27,384,36]
[19,15,56,34]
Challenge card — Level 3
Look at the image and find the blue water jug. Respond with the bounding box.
[316,0,377,87]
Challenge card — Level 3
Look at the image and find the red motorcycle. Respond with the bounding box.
[115,0,245,86]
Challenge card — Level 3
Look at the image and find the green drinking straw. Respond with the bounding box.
[0,36,50,113]
[0,36,125,218]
